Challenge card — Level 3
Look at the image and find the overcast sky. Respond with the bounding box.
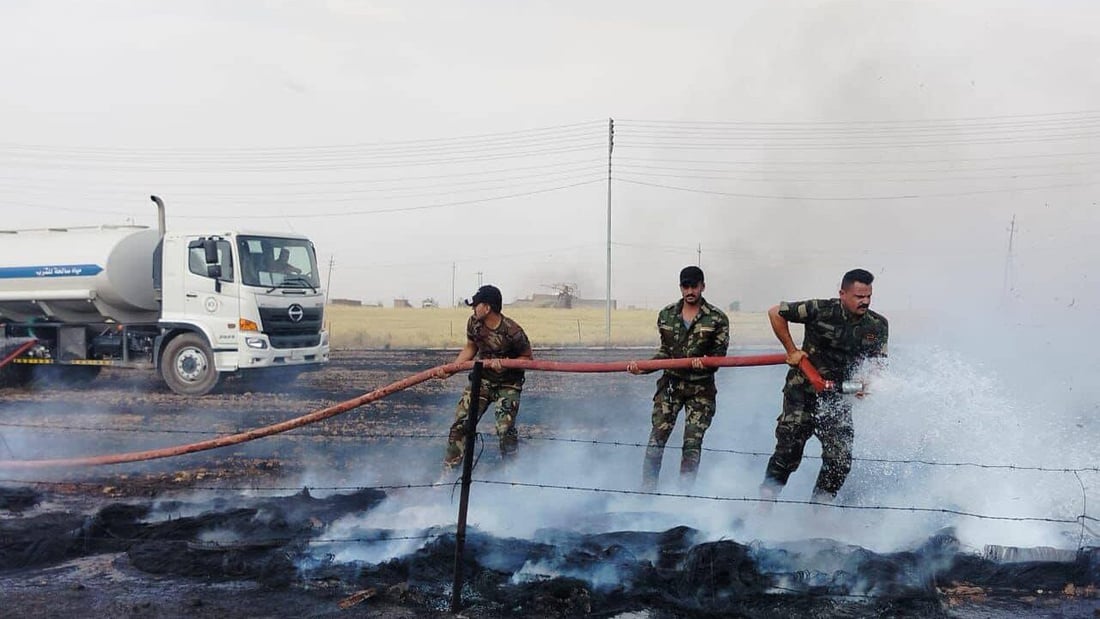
[1,0,1097,316]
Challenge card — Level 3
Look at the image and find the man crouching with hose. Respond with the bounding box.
[436,285,533,474]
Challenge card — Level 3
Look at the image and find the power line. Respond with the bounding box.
[614,166,1100,185]
[0,143,608,173]
[614,177,1100,201]
[0,177,605,219]
[614,159,1100,175]
[617,122,1100,140]
[140,169,602,203]
[0,158,607,191]
[616,133,1100,151]
[615,150,1100,166]
[619,109,1100,127]
[175,178,606,218]
[0,119,607,155]
[0,134,604,164]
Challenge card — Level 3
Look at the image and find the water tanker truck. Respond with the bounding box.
[0,196,329,395]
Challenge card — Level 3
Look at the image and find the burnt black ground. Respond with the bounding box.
[0,350,1098,618]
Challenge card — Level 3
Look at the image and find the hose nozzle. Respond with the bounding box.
[840,380,864,394]
[797,359,865,395]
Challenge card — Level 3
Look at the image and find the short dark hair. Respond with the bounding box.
[841,268,874,289]
[466,284,503,313]
[679,265,704,286]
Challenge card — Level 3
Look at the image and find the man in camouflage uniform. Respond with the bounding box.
[628,266,730,490]
[437,285,533,470]
[760,268,889,503]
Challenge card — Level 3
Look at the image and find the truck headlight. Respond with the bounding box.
[245,337,268,349]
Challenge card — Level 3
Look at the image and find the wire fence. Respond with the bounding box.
[1,427,1097,606]
[2,419,1099,474]
[1,437,1096,530]
[0,359,1097,562]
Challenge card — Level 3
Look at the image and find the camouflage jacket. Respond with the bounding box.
[779,298,889,385]
[467,314,532,387]
[651,297,730,383]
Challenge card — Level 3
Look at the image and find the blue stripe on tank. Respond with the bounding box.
[0,264,104,278]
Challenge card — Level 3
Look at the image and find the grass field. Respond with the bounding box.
[325,305,778,349]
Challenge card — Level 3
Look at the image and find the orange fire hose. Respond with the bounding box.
[0,354,827,469]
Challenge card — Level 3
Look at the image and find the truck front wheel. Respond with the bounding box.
[161,334,220,396]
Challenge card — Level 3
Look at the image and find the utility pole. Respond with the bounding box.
[476,271,483,287]
[324,255,335,306]
[697,243,702,267]
[605,117,614,348]
[1001,214,1016,302]
[451,262,456,307]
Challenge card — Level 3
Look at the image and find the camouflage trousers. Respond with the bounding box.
[763,382,853,500]
[642,375,718,489]
[444,378,523,468]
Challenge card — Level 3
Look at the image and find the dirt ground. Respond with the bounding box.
[1,349,1098,618]
[0,348,661,618]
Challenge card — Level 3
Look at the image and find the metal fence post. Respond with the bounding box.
[451,360,482,612]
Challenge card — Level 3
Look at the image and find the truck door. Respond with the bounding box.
[182,237,240,355]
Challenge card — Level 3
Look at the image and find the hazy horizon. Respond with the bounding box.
[1,1,1097,318]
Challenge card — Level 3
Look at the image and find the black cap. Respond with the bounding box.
[679,266,704,286]
[466,285,503,313]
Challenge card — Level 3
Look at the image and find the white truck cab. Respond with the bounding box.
[0,197,329,395]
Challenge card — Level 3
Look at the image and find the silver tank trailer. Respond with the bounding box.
[0,226,162,324]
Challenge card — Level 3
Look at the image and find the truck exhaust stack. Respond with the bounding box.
[150,195,165,238]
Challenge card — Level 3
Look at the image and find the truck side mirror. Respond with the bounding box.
[203,239,219,265]
[207,264,223,293]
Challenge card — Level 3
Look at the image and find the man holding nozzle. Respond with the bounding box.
[760,268,889,503]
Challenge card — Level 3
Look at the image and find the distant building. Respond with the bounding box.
[510,293,616,310]
[393,298,413,309]
[330,298,362,307]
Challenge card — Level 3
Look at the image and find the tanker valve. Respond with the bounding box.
[28,345,52,359]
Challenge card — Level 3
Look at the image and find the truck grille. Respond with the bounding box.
[269,333,322,349]
[258,306,323,350]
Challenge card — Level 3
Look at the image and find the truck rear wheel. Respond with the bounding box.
[161,333,220,396]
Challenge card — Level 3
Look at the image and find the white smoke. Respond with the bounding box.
[302,302,1098,582]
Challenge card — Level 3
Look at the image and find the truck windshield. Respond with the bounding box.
[236,236,321,290]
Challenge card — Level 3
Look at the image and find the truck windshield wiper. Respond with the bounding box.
[276,276,317,292]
